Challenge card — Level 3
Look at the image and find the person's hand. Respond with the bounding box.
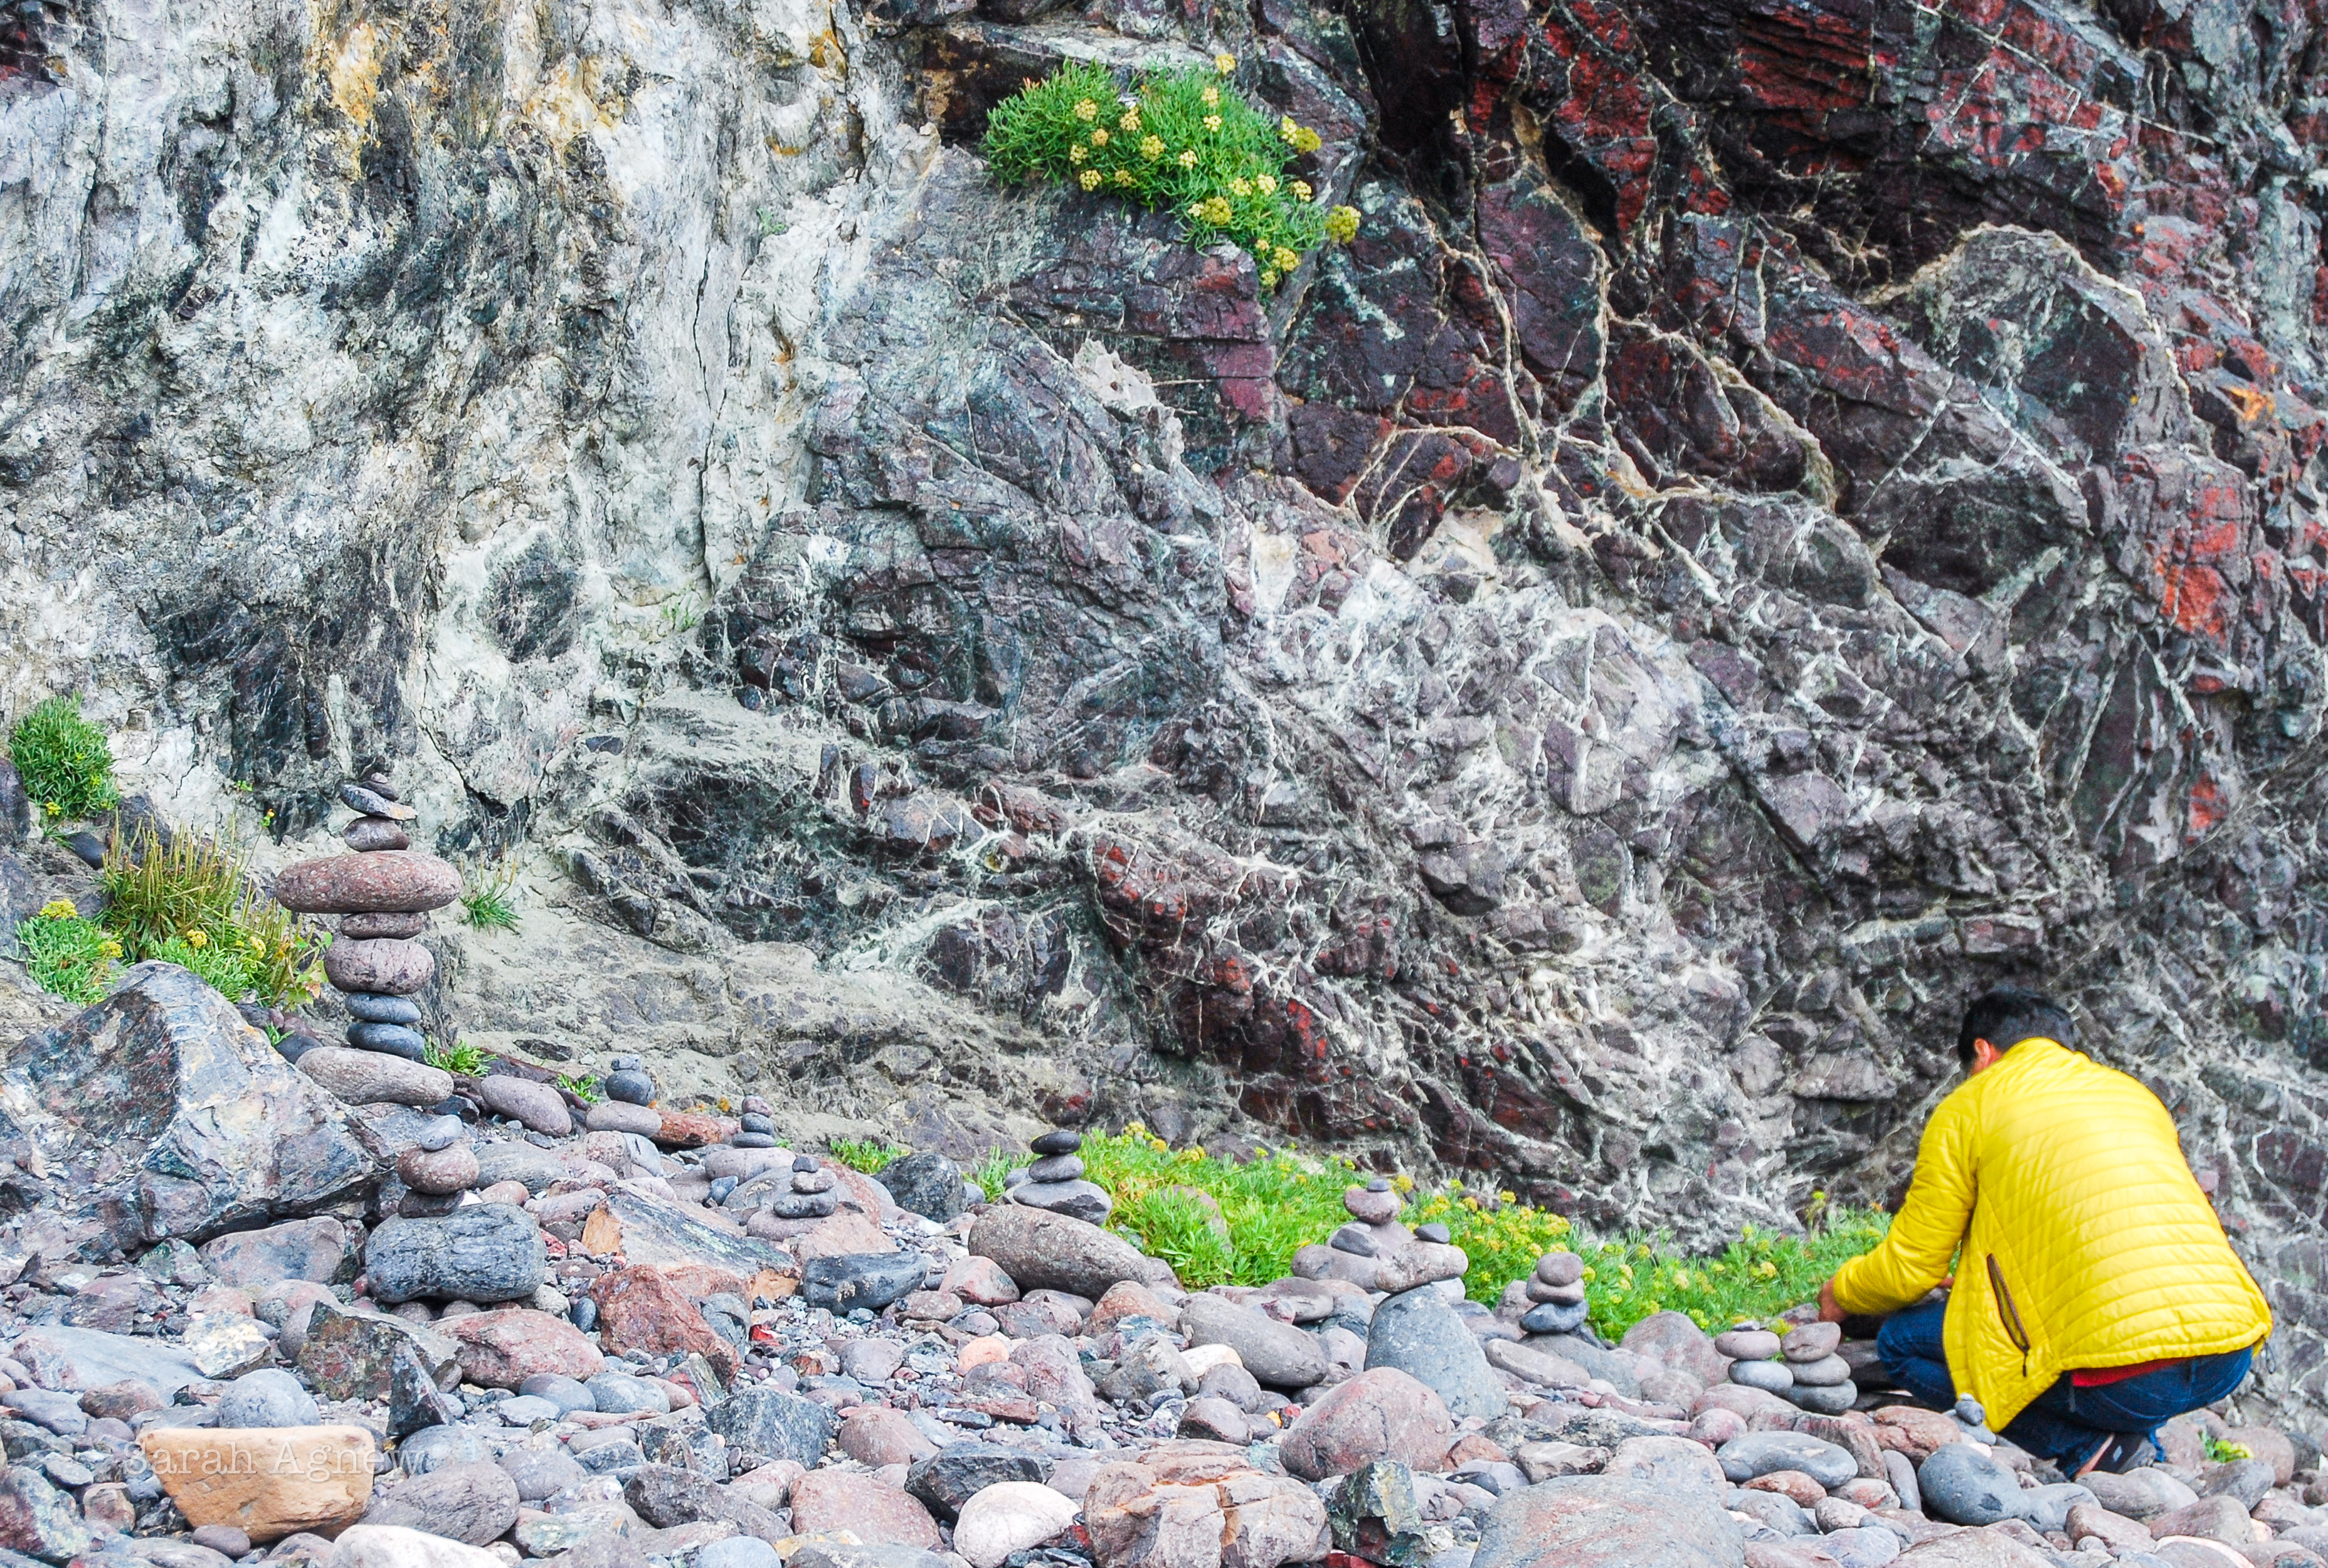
[1817,1278,1846,1323]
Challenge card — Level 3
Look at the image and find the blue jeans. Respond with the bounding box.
[1875,1296,2255,1470]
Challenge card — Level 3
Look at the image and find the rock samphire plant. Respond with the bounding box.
[6,696,119,820]
[984,56,1360,289]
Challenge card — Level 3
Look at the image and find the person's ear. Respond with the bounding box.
[1970,1037,2002,1073]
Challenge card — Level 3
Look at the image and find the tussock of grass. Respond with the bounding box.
[559,1073,603,1104]
[100,823,327,1009]
[461,863,520,932]
[984,58,1358,290]
[1032,1126,1889,1337]
[7,696,119,820]
[424,1039,490,1076]
[829,1138,907,1175]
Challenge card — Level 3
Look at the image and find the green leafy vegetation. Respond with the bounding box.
[1064,1126,1889,1334]
[970,1149,1034,1201]
[8,696,119,820]
[13,902,122,1005]
[98,823,328,1009]
[424,1039,490,1076]
[460,863,521,932]
[558,1073,603,1104]
[984,58,1359,290]
[828,1138,906,1175]
[2206,1436,2254,1463]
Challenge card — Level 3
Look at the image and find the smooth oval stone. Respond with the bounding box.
[398,1144,481,1196]
[365,1204,546,1305]
[1030,1130,1081,1157]
[791,1168,835,1195]
[765,1192,837,1219]
[1329,1224,1378,1258]
[1730,1358,1795,1393]
[519,1375,596,1415]
[345,818,412,851]
[1344,1187,1401,1225]
[299,1047,456,1108]
[732,1133,776,1148]
[1917,1441,2029,1525]
[1519,1299,1590,1335]
[793,1155,820,1173]
[325,937,437,995]
[740,1097,771,1115]
[610,1054,643,1072]
[585,1372,669,1415]
[1715,1328,1782,1361]
[275,851,461,914]
[1789,1353,1853,1387]
[1414,1222,1452,1245]
[602,1070,654,1106]
[1024,1154,1084,1184]
[1717,1432,1860,1490]
[476,1075,573,1137]
[1536,1252,1584,1288]
[1781,1322,1842,1362]
[341,910,430,939]
[497,1396,562,1427]
[416,1116,467,1152]
[708,1177,739,1204]
[584,1101,660,1137]
[346,992,423,1025]
[1786,1380,1856,1414]
[341,782,417,820]
[739,1114,773,1134]
[357,775,399,802]
[348,1021,428,1060]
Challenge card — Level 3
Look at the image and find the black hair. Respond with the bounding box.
[1957,987,2075,1069]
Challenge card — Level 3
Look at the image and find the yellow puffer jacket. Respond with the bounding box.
[1831,1038,2270,1431]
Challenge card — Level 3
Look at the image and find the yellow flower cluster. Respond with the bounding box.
[36,899,76,921]
[1323,204,1360,242]
[1074,98,1099,121]
[1202,113,1223,132]
[1080,169,1102,189]
[1215,52,1235,73]
[1141,135,1164,159]
[1281,117,1323,153]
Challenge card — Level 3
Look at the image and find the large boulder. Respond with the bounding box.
[365,1207,548,1305]
[969,1205,1155,1299]
[1473,1476,1743,1568]
[1364,1287,1506,1420]
[1280,1368,1453,1481]
[0,965,375,1245]
[1082,1443,1328,1568]
[1181,1295,1328,1390]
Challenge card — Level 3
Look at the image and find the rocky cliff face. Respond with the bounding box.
[6,0,2328,1417]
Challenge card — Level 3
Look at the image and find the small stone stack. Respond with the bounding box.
[1718,1320,1856,1412]
[1517,1251,1589,1335]
[765,1156,837,1220]
[1294,1180,1466,1295]
[273,775,462,1062]
[733,1095,776,1148]
[603,1054,655,1106]
[1005,1128,1112,1224]
[392,1114,478,1219]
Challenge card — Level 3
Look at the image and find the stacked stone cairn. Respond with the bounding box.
[1002,1127,1113,1224]
[1717,1318,1857,1413]
[1289,1179,1469,1296]
[603,1052,655,1106]
[1516,1249,1589,1335]
[733,1093,778,1148]
[272,774,462,1064]
[391,1113,479,1219]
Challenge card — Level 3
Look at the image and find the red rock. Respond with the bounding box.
[839,1406,939,1467]
[652,1112,732,1148]
[1280,1368,1454,1481]
[323,939,437,996]
[440,1308,604,1389]
[272,853,463,915]
[588,1268,738,1380]
[1089,1279,1177,1337]
[944,1256,1021,1306]
[787,1471,940,1549]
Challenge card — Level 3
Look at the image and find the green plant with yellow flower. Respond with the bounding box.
[12,900,123,1005]
[93,821,329,1009]
[983,57,1360,289]
[6,696,119,820]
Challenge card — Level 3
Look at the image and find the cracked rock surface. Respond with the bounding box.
[8,0,2328,1428]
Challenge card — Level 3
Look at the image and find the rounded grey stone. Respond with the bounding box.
[496,1395,562,1426]
[416,1116,467,1153]
[217,1369,319,1429]
[1917,1441,2030,1526]
[347,993,423,1026]
[519,1374,595,1414]
[1716,1431,1857,1490]
[585,1372,670,1415]
[1364,1286,1506,1419]
[1728,1358,1794,1393]
[364,1204,547,1304]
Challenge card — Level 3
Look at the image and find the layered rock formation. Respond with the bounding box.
[7,0,2328,1419]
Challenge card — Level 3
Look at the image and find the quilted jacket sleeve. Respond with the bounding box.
[1831,1086,1978,1316]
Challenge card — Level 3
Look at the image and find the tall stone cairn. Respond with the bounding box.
[271,773,462,1061]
